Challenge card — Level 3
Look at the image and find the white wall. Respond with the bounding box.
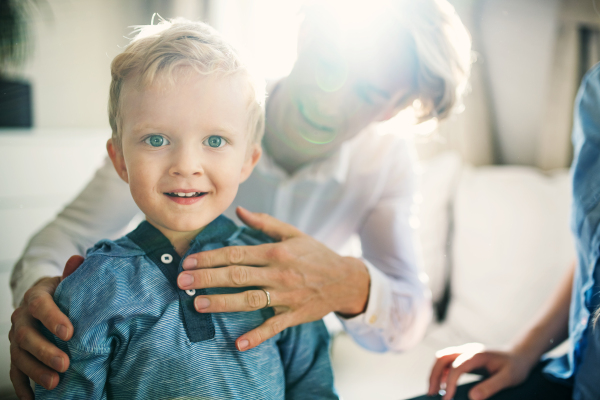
[479,0,561,165]
[18,0,152,129]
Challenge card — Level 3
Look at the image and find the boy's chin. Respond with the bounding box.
[147,217,212,236]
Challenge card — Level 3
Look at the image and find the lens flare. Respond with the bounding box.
[319,0,393,34]
[315,60,348,93]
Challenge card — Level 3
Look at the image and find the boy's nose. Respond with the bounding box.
[169,147,204,177]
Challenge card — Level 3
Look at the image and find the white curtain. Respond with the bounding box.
[421,0,600,170]
[537,0,600,169]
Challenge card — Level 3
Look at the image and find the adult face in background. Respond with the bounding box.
[177,0,472,352]
[265,0,470,166]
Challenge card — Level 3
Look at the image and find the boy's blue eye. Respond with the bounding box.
[204,135,225,148]
[145,135,169,147]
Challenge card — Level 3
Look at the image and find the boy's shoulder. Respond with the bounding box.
[55,235,152,309]
[189,214,273,251]
[86,235,146,258]
[62,235,146,285]
[226,225,274,246]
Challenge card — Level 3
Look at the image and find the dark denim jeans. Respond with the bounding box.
[405,361,572,400]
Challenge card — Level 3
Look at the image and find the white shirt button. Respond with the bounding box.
[161,254,173,264]
[186,289,196,296]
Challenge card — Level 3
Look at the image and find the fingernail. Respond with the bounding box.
[51,356,64,372]
[195,297,210,310]
[237,339,249,351]
[178,273,194,287]
[41,373,53,389]
[56,324,68,340]
[182,257,197,269]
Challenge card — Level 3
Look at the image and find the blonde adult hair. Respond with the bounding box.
[108,17,265,148]
[301,0,471,122]
[394,0,472,122]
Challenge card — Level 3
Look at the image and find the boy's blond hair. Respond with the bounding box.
[109,18,265,149]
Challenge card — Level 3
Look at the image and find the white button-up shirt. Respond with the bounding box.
[11,124,431,353]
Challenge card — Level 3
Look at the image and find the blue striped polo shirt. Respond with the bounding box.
[36,215,338,399]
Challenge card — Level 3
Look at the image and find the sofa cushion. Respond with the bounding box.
[417,152,462,306]
[445,166,575,347]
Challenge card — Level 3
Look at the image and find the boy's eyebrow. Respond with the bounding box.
[130,123,156,133]
[129,123,245,137]
[210,126,248,137]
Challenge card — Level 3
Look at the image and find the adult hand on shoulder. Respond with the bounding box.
[9,255,82,399]
[428,343,537,400]
[177,206,371,352]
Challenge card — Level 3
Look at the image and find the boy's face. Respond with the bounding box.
[108,71,261,237]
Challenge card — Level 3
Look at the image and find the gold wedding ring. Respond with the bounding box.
[261,289,271,309]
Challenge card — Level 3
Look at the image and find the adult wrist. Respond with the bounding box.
[335,256,370,317]
[510,335,547,368]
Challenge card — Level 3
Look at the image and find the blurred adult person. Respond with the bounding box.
[9,1,471,398]
[413,63,600,400]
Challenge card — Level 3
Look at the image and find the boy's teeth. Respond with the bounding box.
[169,192,201,197]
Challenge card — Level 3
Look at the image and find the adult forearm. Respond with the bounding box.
[10,224,87,307]
[510,260,574,363]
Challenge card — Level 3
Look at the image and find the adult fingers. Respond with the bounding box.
[235,312,291,351]
[443,354,489,400]
[428,353,459,396]
[24,278,73,342]
[10,363,34,400]
[236,206,302,241]
[10,335,59,391]
[193,289,273,313]
[468,371,513,400]
[178,265,271,290]
[62,255,84,279]
[183,243,272,270]
[10,309,69,374]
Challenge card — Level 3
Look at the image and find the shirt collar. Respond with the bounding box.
[127,214,239,256]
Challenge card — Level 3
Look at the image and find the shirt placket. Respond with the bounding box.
[127,222,216,343]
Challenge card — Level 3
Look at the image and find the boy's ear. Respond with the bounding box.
[239,144,262,183]
[106,138,129,183]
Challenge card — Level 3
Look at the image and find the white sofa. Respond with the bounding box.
[331,152,575,400]
[0,133,575,399]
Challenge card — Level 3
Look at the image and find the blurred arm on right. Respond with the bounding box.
[428,260,574,400]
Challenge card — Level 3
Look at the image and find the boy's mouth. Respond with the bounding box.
[164,192,207,198]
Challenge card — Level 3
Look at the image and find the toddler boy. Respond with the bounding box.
[36,18,337,400]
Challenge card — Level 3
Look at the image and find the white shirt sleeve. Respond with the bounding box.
[339,142,432,352]
[10,157,140,307]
